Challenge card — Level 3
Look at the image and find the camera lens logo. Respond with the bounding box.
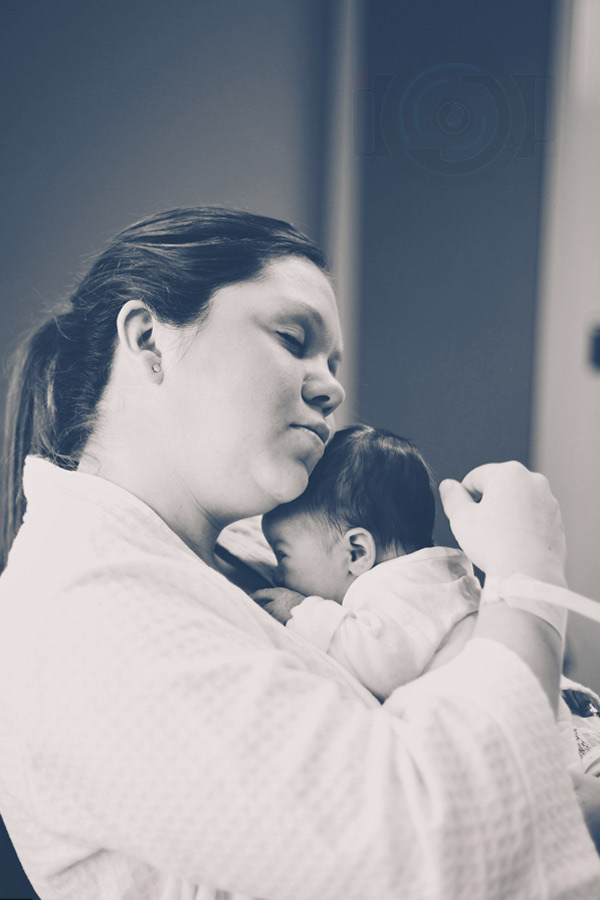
[397,63,510,175]
[436,100,471,136]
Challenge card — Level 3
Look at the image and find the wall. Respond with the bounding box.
[532,0,600,691]
[357,0,555,549]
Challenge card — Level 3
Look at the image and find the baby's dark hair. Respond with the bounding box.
[265,424,435,555]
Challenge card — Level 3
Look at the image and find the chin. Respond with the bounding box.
[269,466,310,507]
[249,455,311,514]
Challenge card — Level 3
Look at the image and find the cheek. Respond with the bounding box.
[280,552,310,590]
[300,551,334,594]
[193,334,303,437]
[312,546,347,594]
[246,348,302,411]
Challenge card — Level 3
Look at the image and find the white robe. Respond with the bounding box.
[0,456,597,900]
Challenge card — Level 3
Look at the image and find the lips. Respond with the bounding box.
[291,421,331,446]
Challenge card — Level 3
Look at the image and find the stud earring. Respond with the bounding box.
[152,363,161,373]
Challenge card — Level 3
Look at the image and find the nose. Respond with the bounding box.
[302,363,346,417]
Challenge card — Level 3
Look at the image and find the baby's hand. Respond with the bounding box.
[253,587,306,625]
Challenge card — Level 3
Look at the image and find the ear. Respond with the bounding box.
[116,300,163,381]
[343,527,377,576]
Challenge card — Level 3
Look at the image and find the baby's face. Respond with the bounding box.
[262,511,349,603]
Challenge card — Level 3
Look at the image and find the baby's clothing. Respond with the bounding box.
[285,545,600,777]
[287,546,481,700]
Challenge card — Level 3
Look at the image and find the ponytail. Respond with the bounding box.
[2,318,60,571]
[0,205,327,572]
[1,311,108,571]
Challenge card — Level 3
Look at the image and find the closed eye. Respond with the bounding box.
[277,330,305,355]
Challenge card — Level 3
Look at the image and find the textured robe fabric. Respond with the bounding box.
[287,548,480,699]
[0,456,598,900]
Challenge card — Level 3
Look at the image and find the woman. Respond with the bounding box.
[0,207,597,899]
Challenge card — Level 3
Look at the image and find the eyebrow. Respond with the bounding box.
[278,299,344,367]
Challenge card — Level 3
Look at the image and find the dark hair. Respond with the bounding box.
[264,424,435,555]
[1,207,327,571]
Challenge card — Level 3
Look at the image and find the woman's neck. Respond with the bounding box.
[78,440,223,569]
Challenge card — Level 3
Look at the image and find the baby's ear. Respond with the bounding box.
[344,528,377,576]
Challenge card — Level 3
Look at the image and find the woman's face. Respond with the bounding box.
[161,255,345,524]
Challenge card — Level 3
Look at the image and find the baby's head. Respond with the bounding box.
[262,425,435,602]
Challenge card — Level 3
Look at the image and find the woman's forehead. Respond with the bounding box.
[259,255,337,305]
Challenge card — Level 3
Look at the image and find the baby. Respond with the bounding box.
[254,424,600,775]
[257,424,481,701]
